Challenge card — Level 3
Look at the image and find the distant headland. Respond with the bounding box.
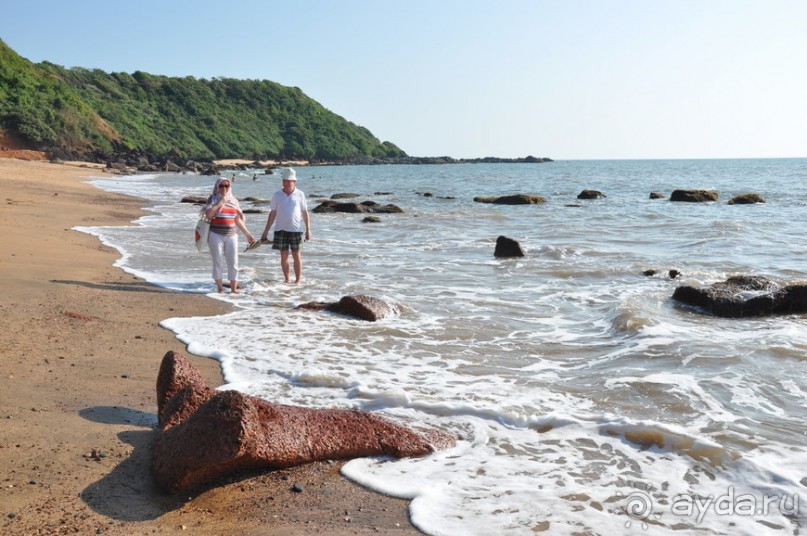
[0,39,551,169]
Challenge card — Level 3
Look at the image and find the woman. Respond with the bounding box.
[202,177,255,293]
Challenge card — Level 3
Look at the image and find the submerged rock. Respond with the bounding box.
[727,193,766,205]
[577,189,606,200]
[153,351,454,493]
[672,276,807,317]
[643,269,681,279]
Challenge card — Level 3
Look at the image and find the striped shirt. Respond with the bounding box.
[209,204,239,236]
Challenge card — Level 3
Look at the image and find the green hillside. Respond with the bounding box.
[0,38,404,162]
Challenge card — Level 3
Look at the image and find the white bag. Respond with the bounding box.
[194,214,211,252]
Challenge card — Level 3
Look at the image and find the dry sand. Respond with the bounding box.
[0,158,419,535]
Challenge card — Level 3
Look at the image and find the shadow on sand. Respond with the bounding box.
[51,279,177,293]
[78,406,185,521]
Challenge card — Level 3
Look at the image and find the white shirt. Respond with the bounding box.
[270,188,308,232]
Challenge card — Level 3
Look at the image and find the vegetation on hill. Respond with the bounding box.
[0,38,404,162]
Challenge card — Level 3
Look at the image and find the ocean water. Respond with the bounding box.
[77,159,807,535]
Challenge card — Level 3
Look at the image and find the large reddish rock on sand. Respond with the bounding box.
[153,351,455,493]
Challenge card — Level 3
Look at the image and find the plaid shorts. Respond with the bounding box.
[272,230,304,251]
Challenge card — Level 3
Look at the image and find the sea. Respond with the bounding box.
[76,159,807,536]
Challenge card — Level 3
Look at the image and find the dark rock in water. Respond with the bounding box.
[364,201,404,214]
[649,192,665,199]
[670,189,719,202]
[298,294,397,322]
[181,196,208,204]
[473,194,546,205]
[313,200,403,214]
[727,193,766,205]
[362,216,381,223]
[577,189,605,200]
[153,351,454,493]
[644,269,681,279]
[331,193,360,199]
[494,236,525,258]
[327,295,396,321]
[314,200,367,213]
[672,276,807,317]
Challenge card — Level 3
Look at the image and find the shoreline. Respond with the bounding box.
[0,158,418,535]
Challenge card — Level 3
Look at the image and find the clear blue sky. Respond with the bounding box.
[2,0,806,160]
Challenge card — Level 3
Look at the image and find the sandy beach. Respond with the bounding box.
[0,157,418,535]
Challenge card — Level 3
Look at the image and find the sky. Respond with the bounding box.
[2,0,806,160]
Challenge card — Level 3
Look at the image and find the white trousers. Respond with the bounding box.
[208,232,239,281]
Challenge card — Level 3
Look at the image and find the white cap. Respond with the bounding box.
[280,168,297,181]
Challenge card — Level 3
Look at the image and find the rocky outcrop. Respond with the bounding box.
[649,192,665,199]
[672,276,807,317]
[670,190,718,202]
[298,295,397,321]
[577,189,605,200]
[494,236,525,258]
[473,194,546,205]
[153,351,454,493]
[312,200,403,214]
[727,193,766,205]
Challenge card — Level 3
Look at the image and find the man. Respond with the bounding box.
[260,167,311,283]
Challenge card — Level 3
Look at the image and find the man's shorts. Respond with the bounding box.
[272,230,304,251]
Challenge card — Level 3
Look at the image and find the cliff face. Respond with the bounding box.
[0,39,404,162]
